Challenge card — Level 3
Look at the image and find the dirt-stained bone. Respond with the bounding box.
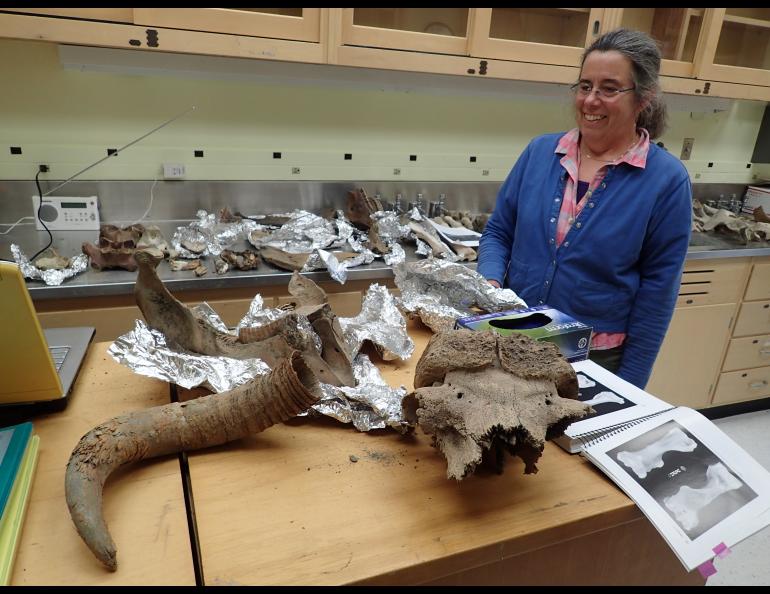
[405,329,589,479]
[65,353,321,571]
[346,187,383,230]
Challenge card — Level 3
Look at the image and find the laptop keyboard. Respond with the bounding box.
[49,345,70,372]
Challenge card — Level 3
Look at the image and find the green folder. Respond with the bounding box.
[0,434,40,585]
[0,422,33,516]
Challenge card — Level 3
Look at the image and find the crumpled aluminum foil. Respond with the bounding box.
[248,210,337,253]
[111,293,407,430]
[11,243,88,286]
[394,258,527,332]
[383,242,405,266]
[311,354,409,432]
[371,211,410,243]
[108,319,271,392]
[339,284,414,361]
[172,209,260,258]
[303,248,375,284]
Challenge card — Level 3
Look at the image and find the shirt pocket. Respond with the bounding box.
[506,254,531,292]
[571,279,632,319]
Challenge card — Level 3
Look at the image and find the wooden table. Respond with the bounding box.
[186,321,705,586]
[9,344,196,585]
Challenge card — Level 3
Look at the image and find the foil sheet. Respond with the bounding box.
[394,258,527,332]
[233,294,322,354]
[11,244,88,286]
[311,354,409,432]
[108,320,270,392]
[415,239,432,257]
[304,248,375,284]
[249,210,337,253]
[371,211,410,243]
[383,242,405,266]
[339,284,414,361]
[171,209,260,258]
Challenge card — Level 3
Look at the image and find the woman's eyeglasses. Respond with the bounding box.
[570,82,636,99]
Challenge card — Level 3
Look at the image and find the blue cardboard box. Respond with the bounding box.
[455,305,592,362]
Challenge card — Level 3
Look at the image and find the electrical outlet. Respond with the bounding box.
[163,163,186,179]
[680,138,694,160]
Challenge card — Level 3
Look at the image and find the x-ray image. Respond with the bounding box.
[608,420,757,540]
[576,372,634,418]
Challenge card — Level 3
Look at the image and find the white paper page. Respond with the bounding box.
[563,360,673,440]
[424,218,481,247]
[583,407,770,571]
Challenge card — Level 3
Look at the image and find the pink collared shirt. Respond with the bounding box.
[554,127,650,350]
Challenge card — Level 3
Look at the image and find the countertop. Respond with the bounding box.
[3,223,769,301]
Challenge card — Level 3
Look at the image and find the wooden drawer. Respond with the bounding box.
[712,366,770,405]
[732,300,770,337]
[675,258,749,307]
[722,334,770,371]
[744,260,770,301]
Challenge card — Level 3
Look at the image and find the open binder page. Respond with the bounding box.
[554,360,673,453]
[582,407,770,572]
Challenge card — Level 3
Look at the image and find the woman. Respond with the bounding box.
[477,29,692,389]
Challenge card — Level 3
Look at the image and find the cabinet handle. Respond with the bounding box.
[749,380,768,389]
[593,20,600,35]
[760,349,770,356]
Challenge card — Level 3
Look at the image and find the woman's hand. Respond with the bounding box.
[487,279,501,289]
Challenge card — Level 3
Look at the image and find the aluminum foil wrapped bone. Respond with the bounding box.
[11,243,88,286]
[108,319,271,392]
[111,292,406,430]
[339,283,414,361]
[393,258,528,332]
[303,248,375,284]
[171,209,261,258]
[312,354,409,432]
[248,210,337,253]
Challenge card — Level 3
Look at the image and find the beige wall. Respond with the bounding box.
[0,38,766,186]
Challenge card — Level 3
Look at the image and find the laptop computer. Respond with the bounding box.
[0,261,94,412]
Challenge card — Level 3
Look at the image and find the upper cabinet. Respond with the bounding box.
[696,8,770,87]
[3,8,770,99]
[340,8,471,55]
[469,8,605,67]
[133,8,322,43]
[602,8,705,78]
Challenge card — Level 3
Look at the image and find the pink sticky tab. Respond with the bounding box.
[713,543,732,559]
[698,560,718,578]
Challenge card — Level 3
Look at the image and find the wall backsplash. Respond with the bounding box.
[0,38,767,192]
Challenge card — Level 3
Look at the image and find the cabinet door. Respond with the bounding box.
[696,8,770,86]
[1,8,134,23]
[469,8,605,67]
[340,8,470,55]
[645,303,734,409]
[602,8,706,77]
[713,366,770,405]
[722,334,770,371]
[745,260,770,301]
[133,8,322,42]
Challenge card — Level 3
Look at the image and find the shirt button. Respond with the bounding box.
[576,222,582,228]
[564,241,570,247]
[550,217,556,223]
[554,198,560,203]
[589,202,595,208]
[549,238,555,244]
[538,300,544,305]
[544,280,550,286]
[601,182,606,189]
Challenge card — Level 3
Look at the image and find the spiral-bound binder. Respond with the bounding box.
[554,360,673,453]
[576,407,676,449]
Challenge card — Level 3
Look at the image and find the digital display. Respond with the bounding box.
[61,202,87,209]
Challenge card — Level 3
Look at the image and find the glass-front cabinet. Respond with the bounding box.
[340,8,471,55]
[133,8,322,42]
[602,8,705,77]
[697,8,770,86]
[468,8,606,66]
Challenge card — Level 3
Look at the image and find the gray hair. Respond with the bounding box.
[581,28,667,139]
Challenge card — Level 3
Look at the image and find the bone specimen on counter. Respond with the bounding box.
[33,248,71,270]
[367,217,392,255]
[408,221,454,258]
[403,330,590,480]
[168,258,201,271]
[65,352,321,571]
[346,188,383,230]
[134,250,350,386]
[259,246,312,271]
[82,224,147,271]
[136,225,170,256]
[755,206,770,224]
[219,249,261,270]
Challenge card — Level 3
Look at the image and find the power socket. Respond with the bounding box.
[680,138,694,161]
[163,163,186,179]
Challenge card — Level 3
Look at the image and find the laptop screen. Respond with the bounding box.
[0,261,94,404]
